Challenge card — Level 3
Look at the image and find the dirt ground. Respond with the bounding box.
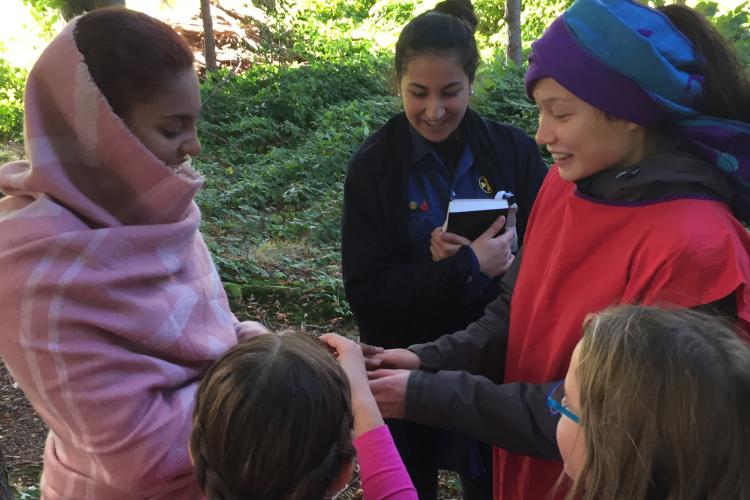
[0,363,46,493]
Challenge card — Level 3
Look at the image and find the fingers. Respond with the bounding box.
[360,342,384,356]
[319,332,349,351]
[431,227,464,261]
[319,333,364,361]
[440,231,472,246]
[367,368,408,380]
[368,371,408,419]
[364,357,383,370]
[431,241,460,262]
[498,252,515,274]
[430,243,440,262]
[479,215,507,240]
[496,225,516,244]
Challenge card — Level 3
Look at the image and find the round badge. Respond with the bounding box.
[409,201,418,210]
[479,176,493,194]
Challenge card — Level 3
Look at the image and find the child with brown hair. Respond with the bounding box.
[190,332,417,500]
[552,305,750,499]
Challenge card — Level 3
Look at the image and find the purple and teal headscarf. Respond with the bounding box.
[525,0,750,221]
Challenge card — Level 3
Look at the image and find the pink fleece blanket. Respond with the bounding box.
[0,18,265,499]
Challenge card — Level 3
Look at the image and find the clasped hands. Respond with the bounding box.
[319,333,418,421]
[361,345,421,420]
[430,214,515,278]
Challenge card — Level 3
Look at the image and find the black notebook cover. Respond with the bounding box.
[445,199,508,241]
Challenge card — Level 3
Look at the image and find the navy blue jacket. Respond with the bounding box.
[342,110,547,348]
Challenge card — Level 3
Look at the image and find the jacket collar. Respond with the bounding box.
[576,137,735,204]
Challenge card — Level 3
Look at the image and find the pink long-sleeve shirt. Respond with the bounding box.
[353,425,418,500]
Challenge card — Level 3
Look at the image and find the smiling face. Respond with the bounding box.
[124,68,202,167]
[557,342,587,480]
[399,53,472,143]
[532,78,648,182]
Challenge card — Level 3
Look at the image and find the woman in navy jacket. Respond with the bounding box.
[341,0,547,497]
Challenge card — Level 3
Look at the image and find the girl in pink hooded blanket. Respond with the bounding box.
[0,8,267,499]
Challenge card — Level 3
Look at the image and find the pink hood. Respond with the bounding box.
[0,17,265,499]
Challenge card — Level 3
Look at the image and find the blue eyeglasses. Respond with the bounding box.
[547,381,580,424]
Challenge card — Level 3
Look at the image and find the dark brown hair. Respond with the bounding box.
[73,7,194,118]
[659,4,750,122]
[395,0,480,82]
[567,305,750,500]
[190,332,356,500]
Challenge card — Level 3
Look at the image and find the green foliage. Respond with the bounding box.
[200,56,392,158]
[292,0,377,23]
[193,0,748,326]
[3,0,748,328]
[697,1,750,68]
[0,60,26,142]
[196,94,400,324]
[262,0,385,61]
[471,54,537,137]
[368,0,419,26]
[17,485,41,499]
[21,0,65,38]
[194,11,402,324]
[474,0,505,37]
[520,0,572,44]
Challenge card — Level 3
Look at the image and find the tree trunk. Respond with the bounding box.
[506,0,522,65]
[200,0,218,72]
[0,447,13,500]
[61,0,126,20]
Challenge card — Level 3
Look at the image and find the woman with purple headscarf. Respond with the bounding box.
[365,1,750,498]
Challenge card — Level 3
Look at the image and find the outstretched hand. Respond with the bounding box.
[364,348,421,371]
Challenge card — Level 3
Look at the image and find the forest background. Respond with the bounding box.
[2,0,749,332]
[0,0,748,497]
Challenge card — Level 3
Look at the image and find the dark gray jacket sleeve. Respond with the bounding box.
[407,248,521,382]
[403,249,562,460]
[405,372,561,460]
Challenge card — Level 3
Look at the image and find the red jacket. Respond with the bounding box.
[496,166,750,499]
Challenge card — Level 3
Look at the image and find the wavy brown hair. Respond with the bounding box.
[190,332,355,500]
[567,305,750,500]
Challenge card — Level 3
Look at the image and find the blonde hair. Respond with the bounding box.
[567,305,750,500]
[190,332,355,499]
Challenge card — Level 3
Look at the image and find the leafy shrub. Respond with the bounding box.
[471,55,537,137]
[195,92,400,324]
[474,0,506,37]
[0,59,26,142]
[521,0,573,44]
[196,96,399,261]
[367,0,419,27]
[696,1,750,69]
[199,55,392,158]
[291,0,377,24]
